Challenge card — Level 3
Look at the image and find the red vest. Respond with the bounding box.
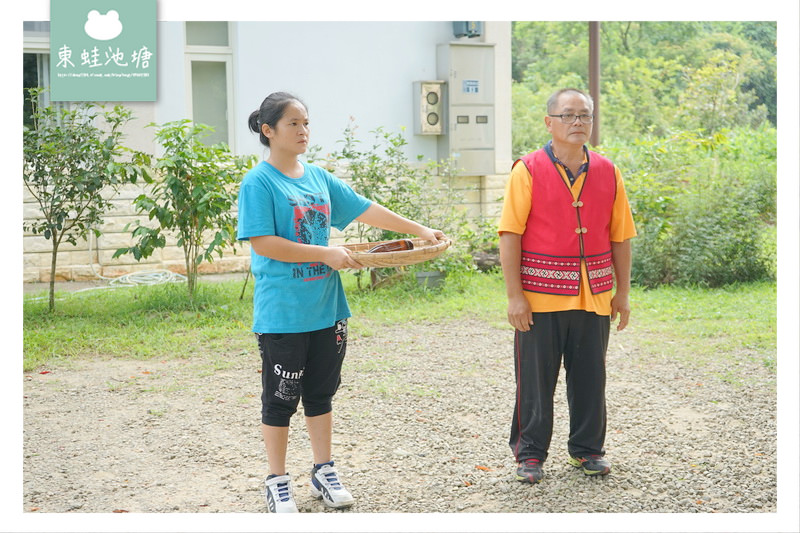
[514,148,617,296]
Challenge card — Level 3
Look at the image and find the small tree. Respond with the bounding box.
[114,120,255,302]
[23,88,144,311]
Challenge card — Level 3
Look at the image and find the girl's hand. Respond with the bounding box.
[323,246,364,270]
[418,227,446,244]
[355,205,447,245]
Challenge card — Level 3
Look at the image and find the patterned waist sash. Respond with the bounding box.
[521,250,613,296]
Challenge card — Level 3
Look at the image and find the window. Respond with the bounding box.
[23,53,44,128]
[23,22,63,128]
[185,22,234,147]
[190,61,230,145]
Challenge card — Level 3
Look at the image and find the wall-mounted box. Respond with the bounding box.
[437,42,495,176]
[413,81,445,135]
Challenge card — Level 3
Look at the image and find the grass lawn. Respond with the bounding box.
[23,270,777,377]
[631,281,777,378]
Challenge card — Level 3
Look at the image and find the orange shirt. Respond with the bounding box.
[499,152,637,316]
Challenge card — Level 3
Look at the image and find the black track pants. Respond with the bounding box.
[509,310,610,462]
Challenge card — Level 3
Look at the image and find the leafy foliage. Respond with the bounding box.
[512,21,776,287]
[114,120,255,301]
[512,21,776,154]
[600,125,776,287]
[23,88,146,311]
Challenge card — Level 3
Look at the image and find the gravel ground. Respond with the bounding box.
[22,317,777,518]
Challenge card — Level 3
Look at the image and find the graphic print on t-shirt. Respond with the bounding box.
[295,206,329,244]
[289,193,333,282]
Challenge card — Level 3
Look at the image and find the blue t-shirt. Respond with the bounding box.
[237,161,372,333]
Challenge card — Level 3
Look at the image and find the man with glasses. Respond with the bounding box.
[498,88,636,484]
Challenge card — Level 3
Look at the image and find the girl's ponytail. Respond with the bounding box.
[248,110,267,145]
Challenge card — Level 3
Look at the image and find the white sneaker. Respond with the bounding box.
[265,474,298,513]
[310,462,354,509]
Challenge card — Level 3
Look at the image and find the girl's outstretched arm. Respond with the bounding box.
[249,235,363,270]
[355,204,445,244]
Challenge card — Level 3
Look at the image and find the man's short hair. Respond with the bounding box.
[546,88,594,114]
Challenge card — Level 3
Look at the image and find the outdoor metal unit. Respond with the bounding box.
[437,42,495,176]
[452,21,483,38]
[413,81,445,136]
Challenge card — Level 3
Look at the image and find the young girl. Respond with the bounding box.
[237,92,444,513]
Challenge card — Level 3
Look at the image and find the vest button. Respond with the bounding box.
[575,228,582,234]
[581,227,588,233]
[572,201,584,207]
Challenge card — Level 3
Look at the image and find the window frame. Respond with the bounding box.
[183,22,235,148]
[23,25,69,122]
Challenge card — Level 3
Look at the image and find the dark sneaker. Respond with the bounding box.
[568,454,611,476]
[515,458,544,484]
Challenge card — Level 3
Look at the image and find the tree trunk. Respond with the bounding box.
[48,237,60,312]
[183,243,195,304]
[188,261,196,303]
[184,239,201,304]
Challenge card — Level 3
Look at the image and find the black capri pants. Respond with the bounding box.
[256,320,347,427]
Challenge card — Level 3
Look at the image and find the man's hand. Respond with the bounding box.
[610,239,632,331]
[507,294,534,332]
[499,232,532,332]
[610,291,630,331]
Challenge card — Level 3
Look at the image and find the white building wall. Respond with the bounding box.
[154,22,188,128]
[231,21,452,161]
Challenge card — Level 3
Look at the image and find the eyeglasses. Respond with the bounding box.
[548,113,594,124]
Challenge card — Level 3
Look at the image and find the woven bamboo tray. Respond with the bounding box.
[343,238,452,268]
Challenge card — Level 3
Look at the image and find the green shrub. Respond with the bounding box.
[669,180,773,286]
[601,125,776,287]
